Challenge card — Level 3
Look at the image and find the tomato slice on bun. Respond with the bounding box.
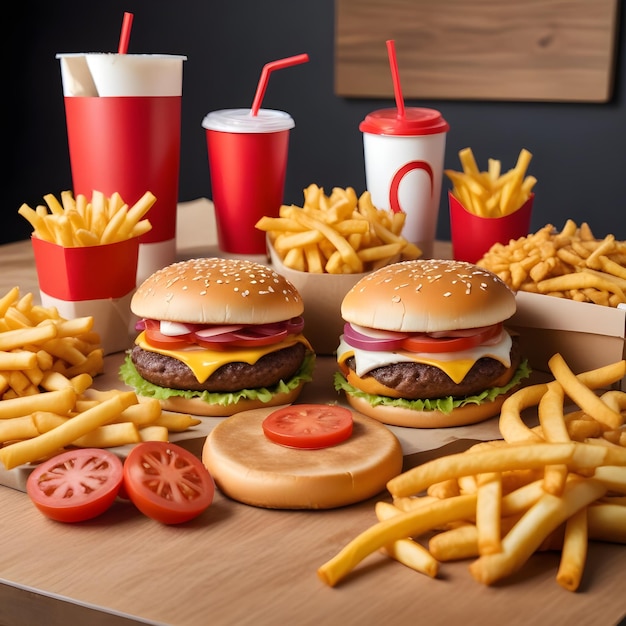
[262,404,353,449]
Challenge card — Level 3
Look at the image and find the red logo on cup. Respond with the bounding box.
[389,161,434,214]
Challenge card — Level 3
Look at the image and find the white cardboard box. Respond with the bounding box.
[507,291,626,390]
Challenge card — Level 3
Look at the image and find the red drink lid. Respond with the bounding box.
[360,107,449,136]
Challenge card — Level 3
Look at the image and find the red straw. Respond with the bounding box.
[118,12,134,54]
[386,40,405,119]
[250,53,309,116]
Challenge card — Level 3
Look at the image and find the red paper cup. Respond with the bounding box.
[202,109,294,255]
[64,96,181,246]
[449,192,534,264]
[32,236,139,301]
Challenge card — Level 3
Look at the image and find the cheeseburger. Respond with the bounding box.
[120,258,315,416]
[334,259,530,428]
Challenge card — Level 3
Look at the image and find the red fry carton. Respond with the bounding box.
[449,191,534,264]
[32,236,139,355]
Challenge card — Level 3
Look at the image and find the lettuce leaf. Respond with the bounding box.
[333,360,531,415]
[119,350,315,409]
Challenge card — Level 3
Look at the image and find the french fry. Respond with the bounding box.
[446,147,534,217]
[138,425,169,442]
[556,507,588,591]
[375,501,440,578]
[17,190,154,247]
[318,354,626,591]
[256,184,421,274]
[477,219,626,307]
[468,478,606,586]
[0,387,76,420]
[0,391,137,469]
[317,494,477,587]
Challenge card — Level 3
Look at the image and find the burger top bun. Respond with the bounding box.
[131,257,304,325]
[202,406,403,510]
[341,259,516,333]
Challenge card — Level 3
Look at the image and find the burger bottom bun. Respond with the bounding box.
[202,407,403,509]
[344,392,512,429]
[147,382,305,417]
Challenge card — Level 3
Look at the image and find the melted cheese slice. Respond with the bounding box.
[136,331,310,384]
[336,331,512,384]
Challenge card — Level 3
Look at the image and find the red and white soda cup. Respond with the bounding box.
[57,53,186,283]
[360,108,449,258]
[202,108,294,255]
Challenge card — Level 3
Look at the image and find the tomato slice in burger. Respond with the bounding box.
[26,448,124,523]
[262,404,353,449]
[144,327,194,350]
[400,323,503,353]
[123,441,215,524]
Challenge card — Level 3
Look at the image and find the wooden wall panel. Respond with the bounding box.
[335,0,619,102]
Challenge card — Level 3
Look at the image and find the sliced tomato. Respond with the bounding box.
[262,404,353,449]
[343,322,503,354]
[26,448,123,523]
[123,442,214,525]
[144,327,194,349]
[401,323,503,353]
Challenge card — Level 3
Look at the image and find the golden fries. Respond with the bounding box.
[0,287,103,399]
[18,190,155,247]
[0,288,202,467]
[256,184,421,273]
[317,355,626,592]
[477,219,626,306]
[446,147,536,217]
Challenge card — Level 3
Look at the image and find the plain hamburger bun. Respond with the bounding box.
[202,406,403,509]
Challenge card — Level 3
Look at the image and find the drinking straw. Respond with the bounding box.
[118,12,134,54]
[250,53,310,116]
[386,39,405,119]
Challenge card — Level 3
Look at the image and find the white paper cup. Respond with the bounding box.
[360,108,449,258]
[57,53,186,97]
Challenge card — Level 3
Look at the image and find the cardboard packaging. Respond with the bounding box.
[32,236,139,355]
[268,243,366,355]
[507,291,626,390]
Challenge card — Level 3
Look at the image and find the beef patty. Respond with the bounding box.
[131,342,306,392]
[345,336,521,399]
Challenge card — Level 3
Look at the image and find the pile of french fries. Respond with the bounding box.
[446,147,536,218]
[477,219,626,307]
[318,355,626,591]
[18,189,155,247]
[256,184,421,274]
[0,287,200,470]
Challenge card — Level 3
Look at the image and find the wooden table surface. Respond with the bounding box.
[0,200,624,626]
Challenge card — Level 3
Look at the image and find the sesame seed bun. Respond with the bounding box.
[202,406,403,509]
[341,259,516,333]
[131,257,304,325]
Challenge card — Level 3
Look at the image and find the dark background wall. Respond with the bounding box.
[7,0,626,245]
